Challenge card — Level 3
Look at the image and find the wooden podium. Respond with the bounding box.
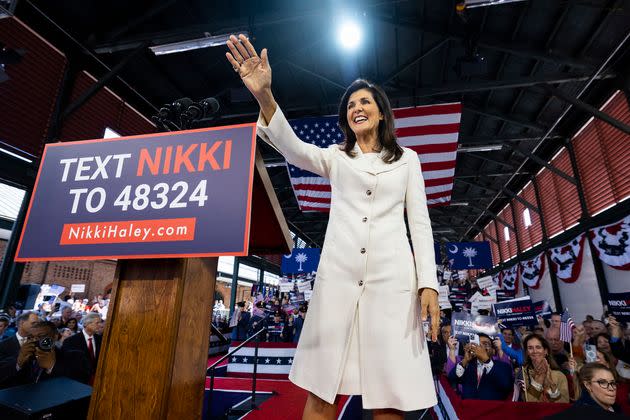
[87,150,292,419]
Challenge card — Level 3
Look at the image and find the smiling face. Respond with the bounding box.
[346,88,383,141]
[526,337,548,364]
[597,335,611,353]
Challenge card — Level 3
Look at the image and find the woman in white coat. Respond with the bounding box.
[227,34,440,420]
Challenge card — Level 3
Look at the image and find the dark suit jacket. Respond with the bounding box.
[61,332,102,375]
[428,340,447,376]
[448,358,513,400]
[611,338,630,364]
[0,336,90,389]
[236,311,251,341]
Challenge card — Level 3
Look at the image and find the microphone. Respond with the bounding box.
[201,97,220,116]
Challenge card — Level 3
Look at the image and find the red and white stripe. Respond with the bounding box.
[393,102,461,207]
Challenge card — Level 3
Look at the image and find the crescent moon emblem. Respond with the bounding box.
[283,253,293,259]
[448,245,459,254]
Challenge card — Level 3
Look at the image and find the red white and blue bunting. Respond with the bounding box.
[548,233,586,283]
[589,215,630,271]
[501,265,519,293]
[519,253,546,289]
[492,272,502,288]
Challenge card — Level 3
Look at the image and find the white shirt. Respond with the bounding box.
[456,359,495,381]
[15,332,27,347]
[82,329,96,358]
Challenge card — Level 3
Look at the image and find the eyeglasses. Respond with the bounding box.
[591,379,617,390]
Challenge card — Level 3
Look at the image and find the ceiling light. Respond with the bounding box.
[337,20,362,50]
[449,202,469,206]
[459,0,527,9]
[0,146,32,163]
[458,145,503,153]
[433,228,456,234]
[150,31,249,56]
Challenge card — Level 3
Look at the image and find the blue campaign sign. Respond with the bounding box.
[451,312,498,341]
[492,297,537,327]
[607,292,630,322]
[281,248,321,274]
[15,124,257,261]
[534,300,553,319]
[446,241,493,269]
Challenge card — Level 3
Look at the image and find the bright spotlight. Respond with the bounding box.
[337,20,362,50]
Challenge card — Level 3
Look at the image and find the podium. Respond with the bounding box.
[87,150,292,419]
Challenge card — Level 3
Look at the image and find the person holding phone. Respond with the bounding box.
[448,333,513,400]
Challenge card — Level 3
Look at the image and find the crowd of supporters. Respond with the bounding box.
[214,297,307,343]
[427,306,629,415]
[0,295,106,389]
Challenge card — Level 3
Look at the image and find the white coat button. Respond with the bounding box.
[362,217,368,222]
[358,280,364,286]
[366,190,372,196]
[360,248,366,254]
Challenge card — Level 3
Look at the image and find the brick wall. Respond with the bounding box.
[0,237,118,301]
[214,281,252,310]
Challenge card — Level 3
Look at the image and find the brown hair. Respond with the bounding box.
[337,79,403,164]
[579,362,615,386]
[523,333,560,371]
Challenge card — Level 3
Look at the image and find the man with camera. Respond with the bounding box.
[448,333,513,400]
[0,317,90,389]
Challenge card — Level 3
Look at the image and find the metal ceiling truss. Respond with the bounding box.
[464,105,548,131]
[375,16,597,71]
[543,85,630,135]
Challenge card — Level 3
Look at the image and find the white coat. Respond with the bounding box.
[257,107,439,411]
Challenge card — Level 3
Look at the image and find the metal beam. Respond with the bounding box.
[459,135,564,144]
[456,178,500,194]
[380,39,448,86]
[376,16,596,70]
[506,144,577,185]
[62,41,149,120]
[543,85,630,135]
[24,0,158,113]
[501,187,541,215]
[409,73,616,97]
[465,153,516,170]
[470,204,516,233]
[456,171,531,179]
[94,0,179,46]
[465,106,548,132]
[281,60,346,91]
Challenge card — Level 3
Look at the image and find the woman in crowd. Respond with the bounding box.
[575,362,623,413]
[521,334,569,402]
[65,318,79,334]
[595,333,619,370]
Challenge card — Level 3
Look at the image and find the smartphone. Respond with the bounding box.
[584,344,597,363]
[470,334,480,345]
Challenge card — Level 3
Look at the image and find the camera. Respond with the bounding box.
[36,337,54,352]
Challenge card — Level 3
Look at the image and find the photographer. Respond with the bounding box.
[0,320,90,388]
[447,334,513,400]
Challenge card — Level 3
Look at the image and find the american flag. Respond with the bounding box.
[560,309,575,343]
[287,102,462,212]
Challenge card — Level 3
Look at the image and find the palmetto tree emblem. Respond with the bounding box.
[295,252,308,271]
[462,247,478,267]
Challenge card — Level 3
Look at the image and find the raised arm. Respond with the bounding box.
[227,34,333,178]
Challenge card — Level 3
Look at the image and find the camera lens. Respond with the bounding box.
[38,337,53,351]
